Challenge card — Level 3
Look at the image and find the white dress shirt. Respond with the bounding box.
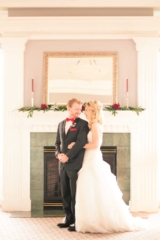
[65,120,73,134]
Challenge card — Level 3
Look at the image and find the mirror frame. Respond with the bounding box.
[43,52,118,105]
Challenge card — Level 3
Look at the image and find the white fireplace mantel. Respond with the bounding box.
[3,110,159,213]
[14,110,144,132]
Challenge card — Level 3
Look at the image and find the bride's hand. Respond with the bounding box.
[68,142,75,149]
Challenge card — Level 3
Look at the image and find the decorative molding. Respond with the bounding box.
[0,16,160,38]
[0,38,28,51]
[133,37,160,51]
[14,111,144,132]
[0,0,160,8]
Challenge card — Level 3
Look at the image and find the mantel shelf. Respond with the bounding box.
[13,110,144,133]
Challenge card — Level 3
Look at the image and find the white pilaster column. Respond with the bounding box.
[0,46,3,205]
[0,38,31,211]
[130,38,160,212]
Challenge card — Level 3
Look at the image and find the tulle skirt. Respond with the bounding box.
[75,149,147,233]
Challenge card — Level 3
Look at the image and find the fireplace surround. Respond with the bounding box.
[3,109,156,212]
[31,133,129,211]
[1,107,159,213]
[31,132,130,211]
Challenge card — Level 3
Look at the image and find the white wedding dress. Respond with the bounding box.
[75,128,147,233]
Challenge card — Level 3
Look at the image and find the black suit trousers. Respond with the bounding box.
[60,167,78,223]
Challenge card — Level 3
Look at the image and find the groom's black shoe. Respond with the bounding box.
[57,219,75,228]
[57,222,71,228]
[68,225,76,232]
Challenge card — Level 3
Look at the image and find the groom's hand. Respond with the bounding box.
[60,154,69,163]
[57,153,64,161]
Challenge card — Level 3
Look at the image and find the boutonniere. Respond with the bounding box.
[70,122,76,128]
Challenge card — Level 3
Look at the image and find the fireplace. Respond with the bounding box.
[44,147,61,209]
[3,111,155,213]
[30,129,129,211]
[43,146,117,209]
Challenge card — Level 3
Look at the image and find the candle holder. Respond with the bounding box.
[31,92,34,107]
[126,91,129,109]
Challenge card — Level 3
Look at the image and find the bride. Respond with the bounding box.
[68,100,147,233]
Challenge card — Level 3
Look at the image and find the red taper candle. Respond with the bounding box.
[126,79,128,92]
[32,79,34,92]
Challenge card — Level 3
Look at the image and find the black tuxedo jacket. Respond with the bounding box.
[55,118,89,171]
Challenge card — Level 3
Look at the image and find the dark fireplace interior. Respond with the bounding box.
[44,146,117,209]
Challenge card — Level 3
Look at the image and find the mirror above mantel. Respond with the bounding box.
[43,52,118,105]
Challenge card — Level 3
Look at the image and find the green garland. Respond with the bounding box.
[18,104,145,118]
[104,106,145,116]
[18,104,67,118]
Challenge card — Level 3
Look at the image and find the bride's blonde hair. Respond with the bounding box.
[86,100,103,128]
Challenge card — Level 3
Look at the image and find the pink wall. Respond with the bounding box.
[24,39,137,107]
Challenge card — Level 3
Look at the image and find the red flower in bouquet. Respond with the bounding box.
[112,103,120,110]
[41,104,47,109]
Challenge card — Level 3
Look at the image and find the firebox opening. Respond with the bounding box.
[44,146,117,209]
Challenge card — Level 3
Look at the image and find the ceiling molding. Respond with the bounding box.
[0,0,160,8]
[0,16,160,39]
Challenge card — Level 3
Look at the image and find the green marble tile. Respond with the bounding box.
[41,210,65,218]
[122,191,130,204]
[30,147,44,169]
[30,168,43,190]
[30,147,34,163]
[36,132,48,147]
[117,147,130,169]
[102,133,113,146]
[9,210,65,218]
[31,199,43,211]
[47,133,56,146]
[117,168,130,182]
[31,189,43,200]
[31,133,48,147]
[118,180,130,191]
[31,209,65,218]
[113,133,130,147]
[30,133,37,147]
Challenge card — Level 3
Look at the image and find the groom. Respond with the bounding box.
[55,98,89,231]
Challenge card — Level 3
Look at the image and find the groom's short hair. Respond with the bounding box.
[67,98,82,108]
